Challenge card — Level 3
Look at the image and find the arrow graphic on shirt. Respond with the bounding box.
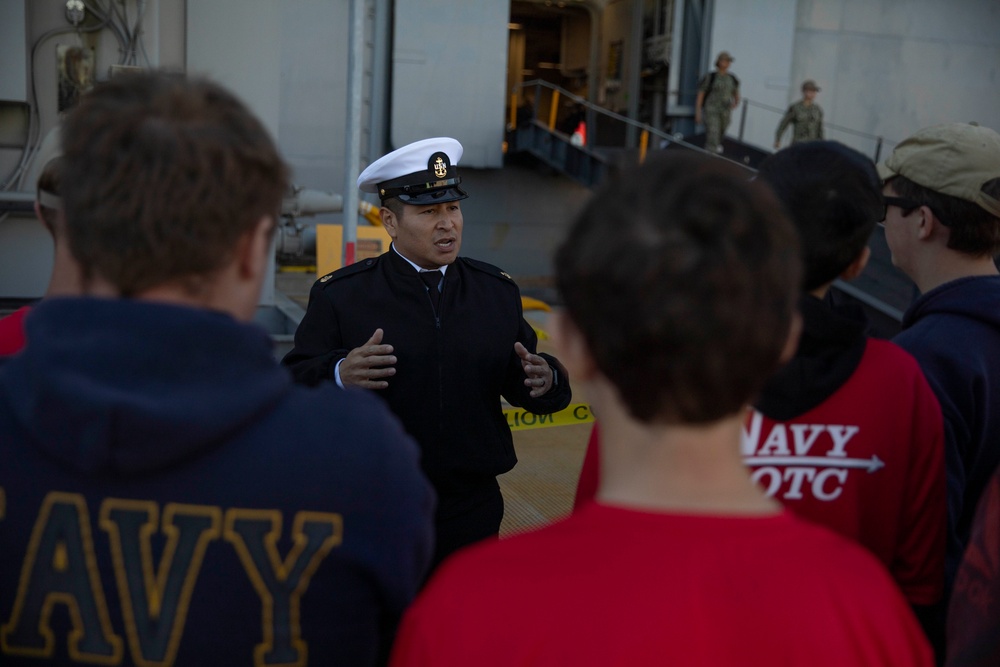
[743,455,885,473]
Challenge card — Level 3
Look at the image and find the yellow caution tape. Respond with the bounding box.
[521,296,552,312]
[528,323,549,340]
[521,297,551,340]
[504,403,594,431]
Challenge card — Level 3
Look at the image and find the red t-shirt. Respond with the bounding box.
[0,305,30,356]
[573,423,601,507]
[574,340,946,606]
[391,503,933,666]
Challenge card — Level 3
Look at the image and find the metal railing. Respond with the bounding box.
[512,80,896,165]
[507,80,908,332]
[739,98,896,163]
[511,79,733,166]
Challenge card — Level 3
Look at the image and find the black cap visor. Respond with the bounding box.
[380,176,468,204]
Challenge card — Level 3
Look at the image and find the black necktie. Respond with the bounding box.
[419,270,442,310]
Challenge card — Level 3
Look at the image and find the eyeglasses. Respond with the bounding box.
[880,196,923,222]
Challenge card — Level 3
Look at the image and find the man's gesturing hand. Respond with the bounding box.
[515,342,553,397]
[341,328,396,389]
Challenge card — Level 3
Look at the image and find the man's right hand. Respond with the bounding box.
[340,328,396,389]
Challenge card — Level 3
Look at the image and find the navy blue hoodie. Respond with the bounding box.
[0,297,434,666]
[894,275,1000,596]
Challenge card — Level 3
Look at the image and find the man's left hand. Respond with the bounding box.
[515,342,553,397]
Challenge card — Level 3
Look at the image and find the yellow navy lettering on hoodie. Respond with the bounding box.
[1,492,124,663]
[2,492,344,666]
[99,500,222,667]
[223,508,343,667]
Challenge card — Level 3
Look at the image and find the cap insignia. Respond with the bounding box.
[427,151,452,179]
[320,273,333,283]
[433,156,447,178]
[501,271,513,280]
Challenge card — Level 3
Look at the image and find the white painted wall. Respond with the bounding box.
[708,0,799,151]
[392,0,510,167]
[187,1,282,139]
[273,1,355,199]
[187,0,284,306]
[793,0,1000,156]
[0,1,28,102]
[708,0,1000,158]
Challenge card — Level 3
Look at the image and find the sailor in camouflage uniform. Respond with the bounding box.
[695,51,740,154]
[775,80,824,148]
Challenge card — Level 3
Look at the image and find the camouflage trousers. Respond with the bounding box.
[704,106,732,152]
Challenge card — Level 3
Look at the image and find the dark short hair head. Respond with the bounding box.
[59,70,290,296]
[382,196,406,219]
[757,141,881,290]
[555,152,801,425]
[888,175,1000,257]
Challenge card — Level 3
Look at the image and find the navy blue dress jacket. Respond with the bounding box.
[282,249,572,491]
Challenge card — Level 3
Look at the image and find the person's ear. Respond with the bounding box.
[916,205,938,241]
[549,310,597,381]
[840,245,871,281]
[239,215,274,281]
[380,206,398,239]
[32,202,47,235]
[778,310,803,365]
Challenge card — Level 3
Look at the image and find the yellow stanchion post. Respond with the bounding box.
[548,90,560,132]
[639,130,649,164]
[315,224,344,278]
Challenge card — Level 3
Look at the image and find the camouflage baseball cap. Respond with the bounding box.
[878,122,1000,217]
[715,51,734,64]
[801,80,820,91]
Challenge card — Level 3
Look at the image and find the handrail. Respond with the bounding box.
[514,79,894,164]
[512,79,749,166]
[509,80,906,328]
[742,98,895,161]
[514,79,646,134]
[743,97,893,144]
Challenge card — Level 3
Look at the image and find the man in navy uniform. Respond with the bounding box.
[284,137,572,568]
